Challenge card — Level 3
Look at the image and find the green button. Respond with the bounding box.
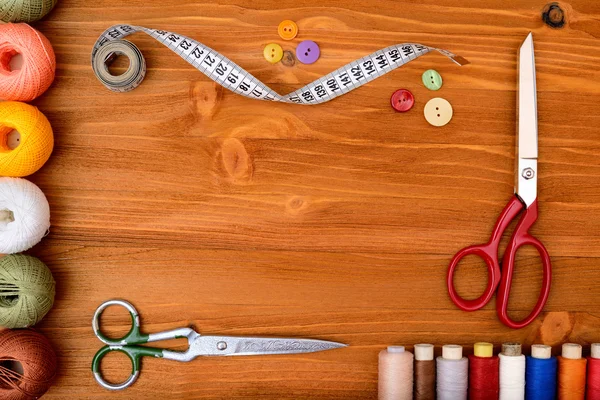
[422,69,443,91]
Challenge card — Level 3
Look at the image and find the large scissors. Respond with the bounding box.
[92,299,346,390]
[447,33,551,329]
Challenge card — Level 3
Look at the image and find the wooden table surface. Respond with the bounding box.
[20,0,600,398]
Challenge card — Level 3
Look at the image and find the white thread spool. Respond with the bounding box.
[592,343,600,359]
[378,346,414,400]
[499,343,525,400]
[531,344,552,359]
[436,344,468,400]
[0,178,50,254]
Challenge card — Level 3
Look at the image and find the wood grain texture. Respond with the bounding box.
[13,0,600,398]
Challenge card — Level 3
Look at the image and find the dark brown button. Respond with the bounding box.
[281,50,295,67]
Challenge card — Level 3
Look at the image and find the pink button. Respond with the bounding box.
[390,89,414,112]
[296,40,320,64]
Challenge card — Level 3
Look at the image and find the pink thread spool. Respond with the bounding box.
[0,23,56,101]
[379,346,414,400]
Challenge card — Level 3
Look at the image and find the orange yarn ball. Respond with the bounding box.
[0,101,54,177]
[0,23,56,101]
[0,329,58,400]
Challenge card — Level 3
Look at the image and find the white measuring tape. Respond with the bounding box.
[92,24,469,104]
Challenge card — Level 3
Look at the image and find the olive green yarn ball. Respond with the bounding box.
[0,0,58,23]
[0,254,55,328]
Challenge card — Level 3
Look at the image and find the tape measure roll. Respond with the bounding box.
[92,40,146,93]
[92,24,469,103]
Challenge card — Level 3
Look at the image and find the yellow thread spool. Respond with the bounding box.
[0,101,53,177]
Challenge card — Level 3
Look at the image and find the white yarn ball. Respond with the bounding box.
[0,177,50,254]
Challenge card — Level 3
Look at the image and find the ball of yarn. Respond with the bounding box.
[0,23,56,101]
[0,329,57,399]
[0,178,50,254]
[0,0,58,23]
[0,254,55,328]
[0,102,54,177]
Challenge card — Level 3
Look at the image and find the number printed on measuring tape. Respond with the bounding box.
[91,24,469,104]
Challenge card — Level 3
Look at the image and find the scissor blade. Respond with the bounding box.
[190,336,346,357]
[515,32,538,207]
[518,32,538,159]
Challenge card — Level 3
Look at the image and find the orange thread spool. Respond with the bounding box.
[0,23,56,101]
[0,329,57,399]
[558,343,587,400]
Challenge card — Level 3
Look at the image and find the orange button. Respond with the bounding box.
[278,20,298,40]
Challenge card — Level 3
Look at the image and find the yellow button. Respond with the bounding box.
[264,43,283,64]
[424,97,453,127]
[278,20,298,40]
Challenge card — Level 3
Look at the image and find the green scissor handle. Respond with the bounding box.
[92,299,163,390]
[92,299,149,346]
[92,344,163,390]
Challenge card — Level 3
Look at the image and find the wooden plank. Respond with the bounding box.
[33,140,600,255]
[32,246,600,312]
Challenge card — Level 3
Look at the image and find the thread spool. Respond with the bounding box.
[0,102,54,177]
[0,1,58,23]
[499,342,525,400]
[378,346,413,400]
[0,23,56,101]
[0,329,57,399]
[558,343,586,399]
[526,344,557,400]
[414,343,435,400]
[468,342,499,400]
[437,344,468,400]
[588,343,600,400]
[0,178,50,254]
[0,254,55,328]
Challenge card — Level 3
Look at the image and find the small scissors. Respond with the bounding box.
[92,299,346,390]
[447,33,551,329]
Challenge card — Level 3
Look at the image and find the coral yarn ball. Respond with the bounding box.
[0,23,56,101]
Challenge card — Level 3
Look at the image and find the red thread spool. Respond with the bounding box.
[469,342,499,400]
[0,329,57,399]
[587,343,600,400]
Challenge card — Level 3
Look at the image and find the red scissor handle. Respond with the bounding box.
[447,196,523,312]
[447,196,552,329]
[497,199,552,329]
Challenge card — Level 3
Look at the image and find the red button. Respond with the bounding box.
[390,89,414,112]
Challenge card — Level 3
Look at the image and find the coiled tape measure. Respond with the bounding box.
[92,24,469,104]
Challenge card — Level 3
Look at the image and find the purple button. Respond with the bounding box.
[296,40,320,64]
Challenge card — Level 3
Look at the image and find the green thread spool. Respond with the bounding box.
[0,254,55,328]
[0,0,58,23]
